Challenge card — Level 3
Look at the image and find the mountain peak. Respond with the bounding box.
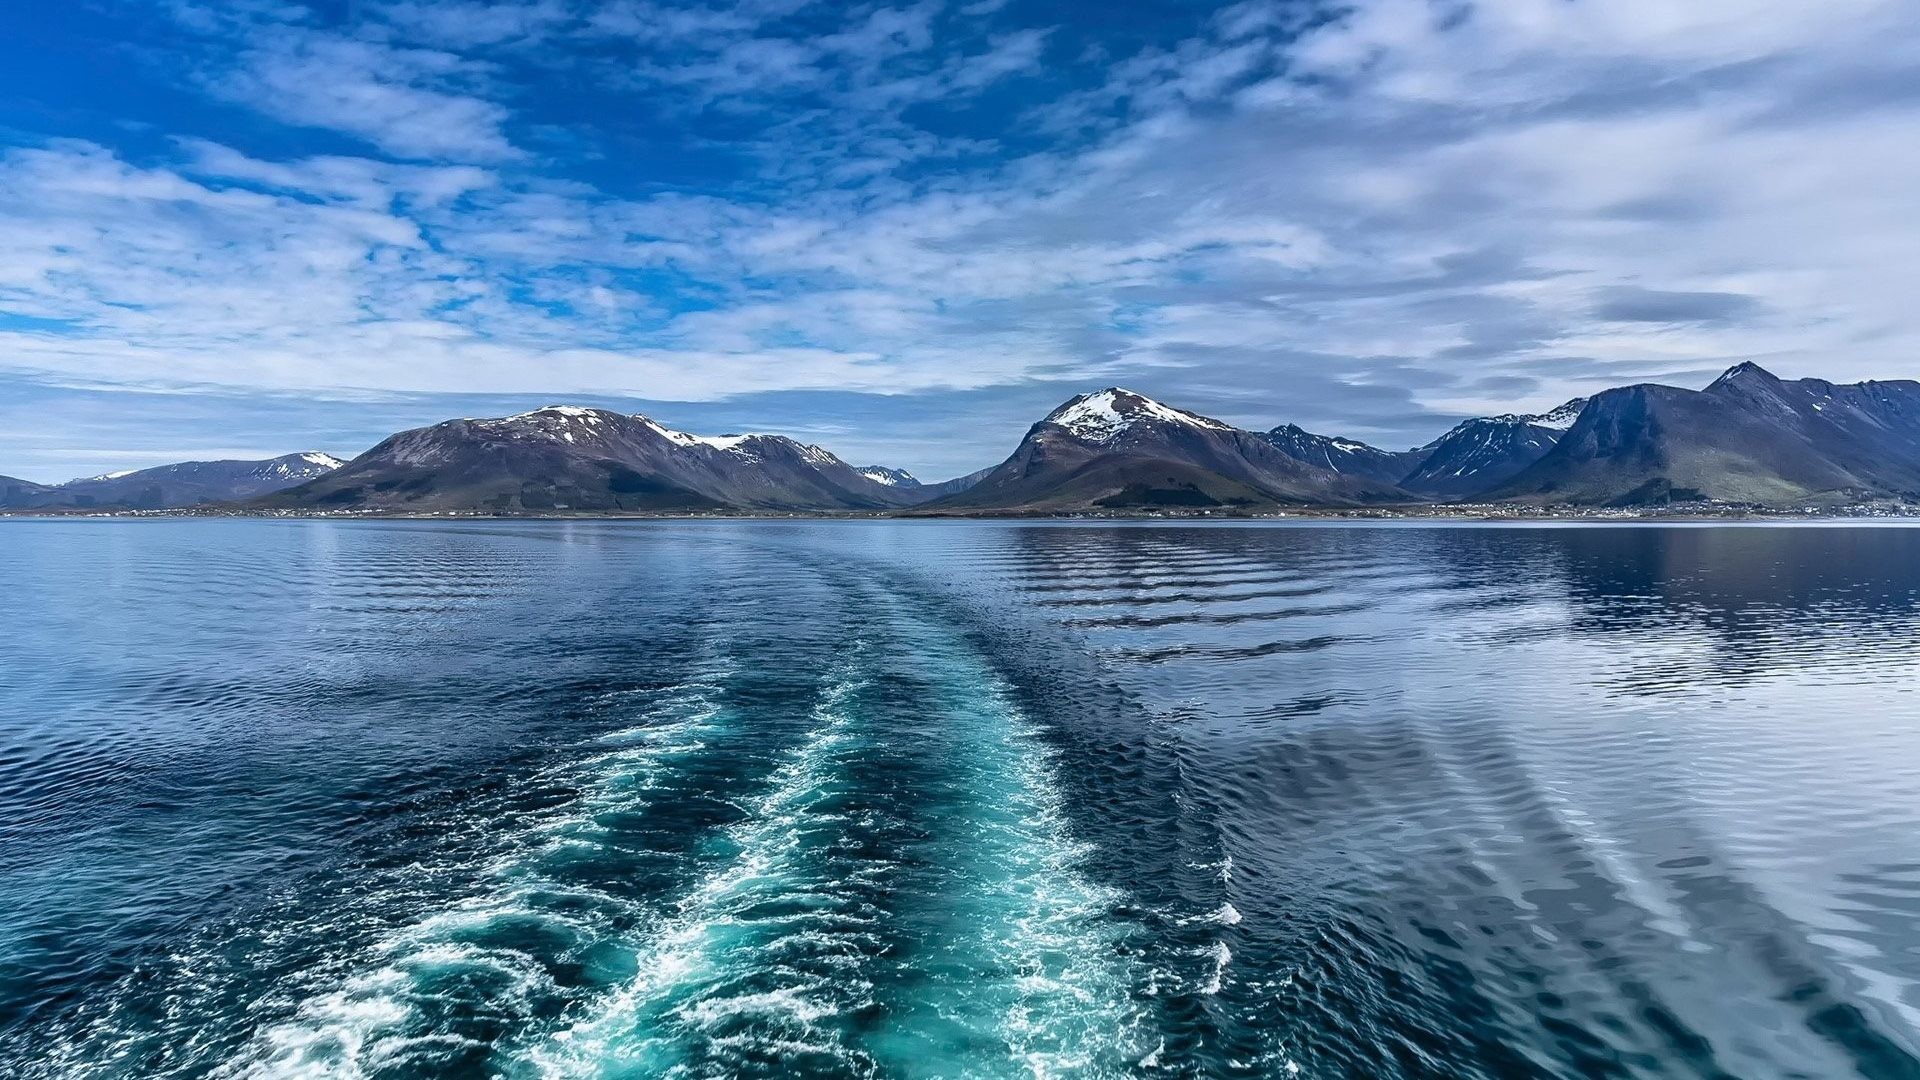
[1475,398,1588,432]
[638,418,767,453]
[498,404,624,423]
[1044,388,1232,443]
[1709,361,1781,389]
[1530,398,1588,431]
[527,404,603,415]
[857,466,919,487]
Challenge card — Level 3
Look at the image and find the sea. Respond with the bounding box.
[2,518,1918,1079]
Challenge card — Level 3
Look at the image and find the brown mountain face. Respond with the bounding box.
[257,406,933,514]
[13,364,1920,516]
[921,389,1409,512]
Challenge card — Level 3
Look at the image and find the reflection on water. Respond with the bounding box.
[1,520,1917,1078]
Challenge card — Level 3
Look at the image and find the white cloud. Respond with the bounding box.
[7,0,1920,463]
[216,32,521,161]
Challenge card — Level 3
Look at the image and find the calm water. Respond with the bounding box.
[2,520,1919,1079]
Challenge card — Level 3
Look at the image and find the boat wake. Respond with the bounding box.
[33,576,1171,1079]
[524,594,1158,1076]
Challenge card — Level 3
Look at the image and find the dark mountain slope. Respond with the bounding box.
[0,475,52,507]
[922,389,1409,512]
[259,406,922,513]
[4,453,345,510]
[1702,362,1920,494]
[1260,425,1422,486]
[1398,400,1586,499]
[1492,372,1878,505]
[909,466,996,501]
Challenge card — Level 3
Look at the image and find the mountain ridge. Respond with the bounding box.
[0,452,346,511]
[1492,369,1920,505]
[256,406,942,514]
[9,365,1920,515]
[920,388,1411,513]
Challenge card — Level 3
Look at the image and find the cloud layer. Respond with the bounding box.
[3,0,1919,479]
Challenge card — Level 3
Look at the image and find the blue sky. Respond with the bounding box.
[3,0,1919,482]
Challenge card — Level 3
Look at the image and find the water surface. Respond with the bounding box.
[2,519,1918,1078]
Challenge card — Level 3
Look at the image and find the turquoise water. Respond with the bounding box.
[3,520,1919,1077]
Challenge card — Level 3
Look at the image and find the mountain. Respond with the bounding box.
[10,365,1919,516]
[1397,399,1586,499]
[1,453,345,510]
[0,475,51,504]
[258,406,924,514]
[921,388,1408,512]
[852,464,995,502]
[910,465,996,501]
[1702,362,1920,493]
[1260,424,1423,485]
[857,466,918,487]
[1493,364,1920,505]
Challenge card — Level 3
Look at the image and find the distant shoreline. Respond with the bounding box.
[6,504,1920,523]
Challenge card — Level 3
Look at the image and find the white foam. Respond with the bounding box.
[214,677,734,1078]
[1200,941,1233,996]
[528,667,877,1074]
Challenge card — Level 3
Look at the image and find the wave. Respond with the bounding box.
[521,595,1160,1077]
[209,676,738,1079]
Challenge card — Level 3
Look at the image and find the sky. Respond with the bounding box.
[3,0,1919,483]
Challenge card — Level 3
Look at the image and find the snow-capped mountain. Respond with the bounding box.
[1259,424,1423,486]
[262,405,934,513]
[1,452,348,510]
[259,452,348,481]
[925,388,1407,512]
[857,466,919,487]
[1397,399,1588,499]
[1495,364,1920,505]
[13,365,1920,516]
[1044,388,1237,444]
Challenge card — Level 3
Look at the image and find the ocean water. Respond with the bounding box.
[2,520,1919,1079]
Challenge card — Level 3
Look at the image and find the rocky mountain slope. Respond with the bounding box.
[0,475,51,504]
[1397,400,1586,499]
[1258,425,1422,486]
[1,453,344,510]
[1493,365,1920,505]
[9,364,1920,515]
[922,389,1408,512]
[258,406,931,513]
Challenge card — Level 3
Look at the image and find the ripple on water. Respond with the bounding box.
[6,520,1920,1078]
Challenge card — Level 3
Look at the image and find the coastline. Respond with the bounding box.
[6,502,1920,523]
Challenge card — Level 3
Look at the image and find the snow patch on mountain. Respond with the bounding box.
[1479,398,1586,433]
[639,418,766,453]
[1047,388,1233,443]
[1528,399,1587,431]
[858,466,918,486]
